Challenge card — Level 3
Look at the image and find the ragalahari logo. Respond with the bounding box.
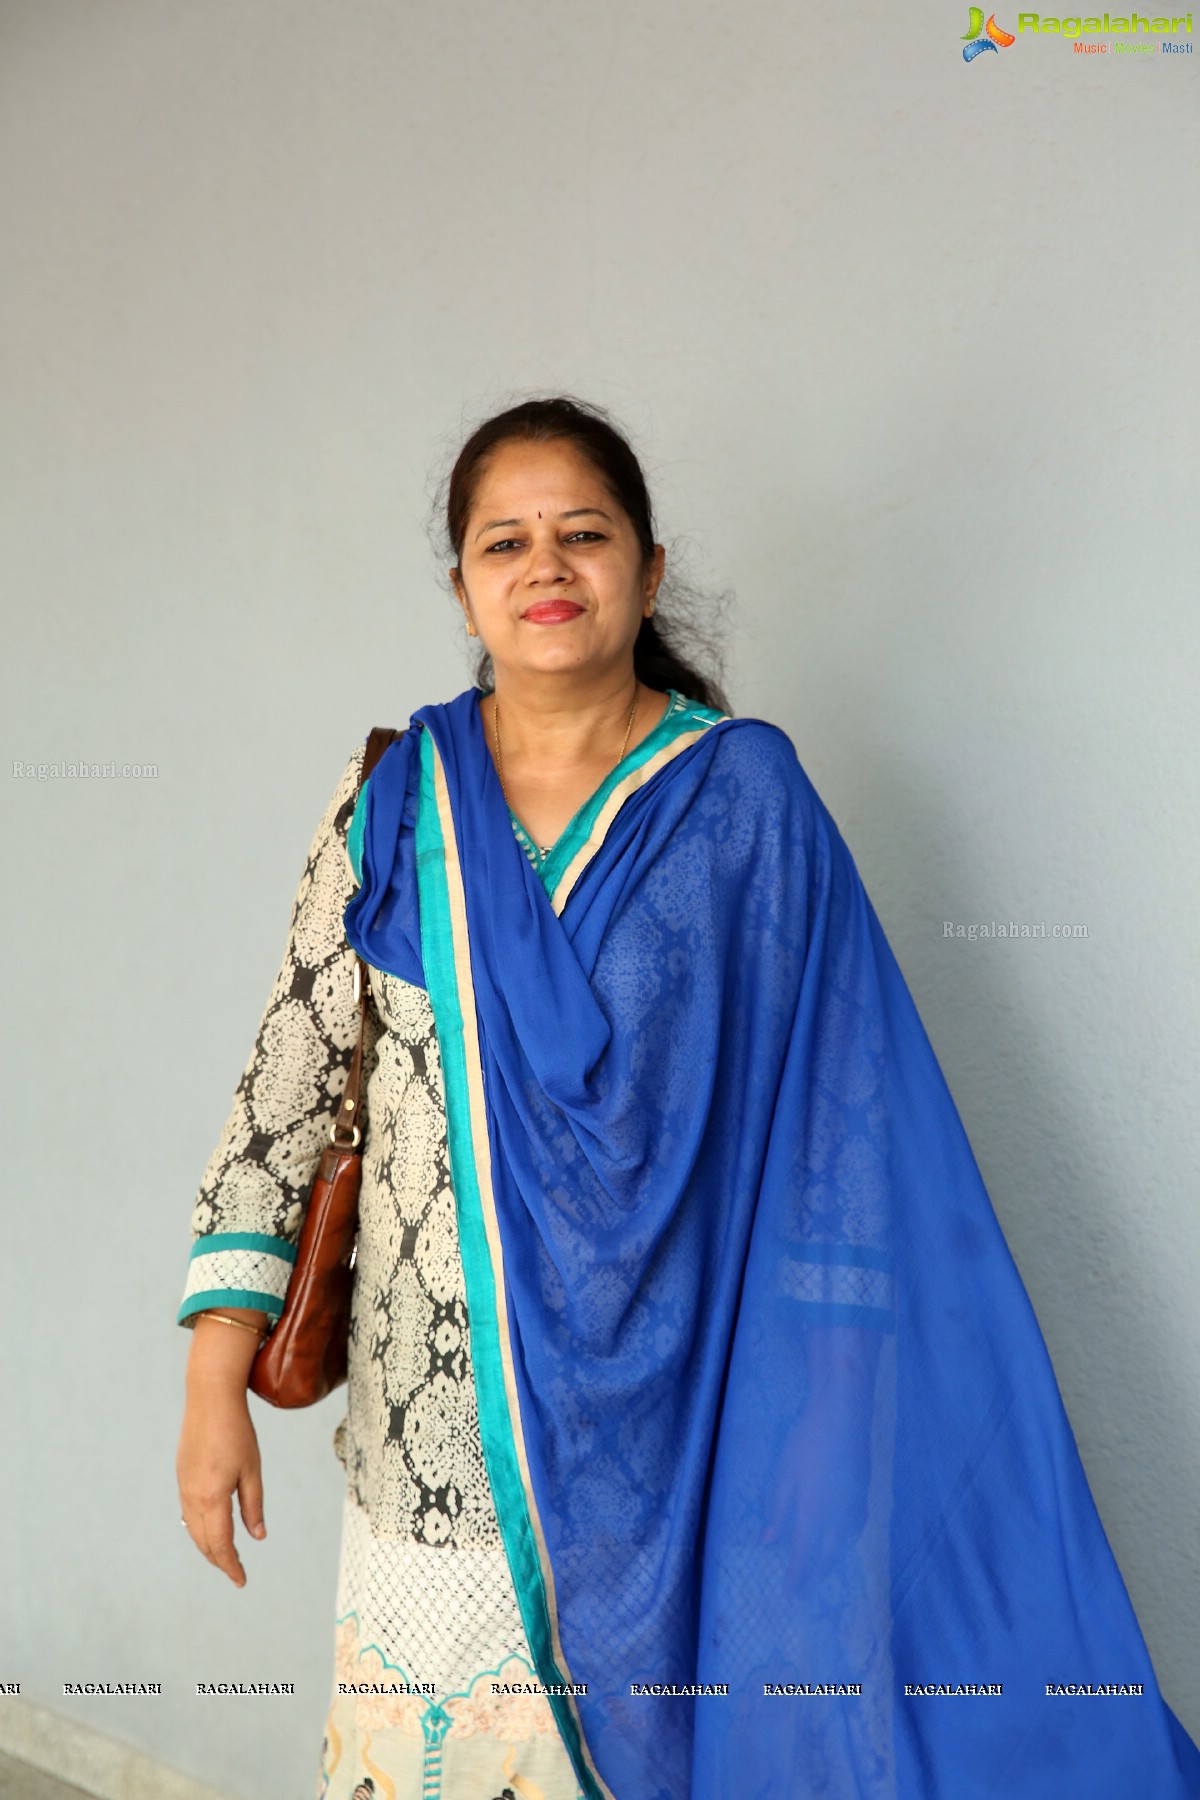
[962,7,1017,56]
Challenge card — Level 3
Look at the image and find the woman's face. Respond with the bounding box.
[452,438,664,689]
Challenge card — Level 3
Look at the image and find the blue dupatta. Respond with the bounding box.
[343,685,1200,1800]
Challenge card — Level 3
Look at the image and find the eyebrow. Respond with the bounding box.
[474,508,613,543]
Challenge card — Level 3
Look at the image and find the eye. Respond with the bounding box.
[483,531,605,554]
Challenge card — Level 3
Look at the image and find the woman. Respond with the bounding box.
[177,397,1200,1800]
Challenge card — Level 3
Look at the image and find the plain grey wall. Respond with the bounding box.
[2,2,1197,1795]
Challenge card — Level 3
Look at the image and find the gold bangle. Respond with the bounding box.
[195,1310,268,1339]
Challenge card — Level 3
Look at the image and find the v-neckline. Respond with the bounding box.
[509,688,728,916]
[487,687,683,865]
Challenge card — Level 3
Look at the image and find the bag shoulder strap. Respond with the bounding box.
[362,725,399,786]
[334,727,399,1148]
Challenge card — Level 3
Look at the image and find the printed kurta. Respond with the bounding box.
[177,691,722,1800]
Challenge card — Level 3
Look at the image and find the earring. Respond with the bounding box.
[646,598,657,617]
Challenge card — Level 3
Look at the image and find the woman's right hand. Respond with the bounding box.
[176,1309,270,1587]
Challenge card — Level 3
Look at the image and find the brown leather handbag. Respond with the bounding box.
[248,726,399,1408]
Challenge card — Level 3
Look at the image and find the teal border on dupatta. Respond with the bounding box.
[515,690,724,892]
[546,691,723,885]
[413,725,612,1800]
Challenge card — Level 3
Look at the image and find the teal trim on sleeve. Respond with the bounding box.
[347,775,370,884]
[177,1288,284,1326]
[414,727,605,1800]
[186,1231,297,1264]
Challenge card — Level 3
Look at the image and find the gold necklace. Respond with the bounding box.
[492,686,641,857]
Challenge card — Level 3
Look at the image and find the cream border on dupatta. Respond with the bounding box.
[548,723,719,916]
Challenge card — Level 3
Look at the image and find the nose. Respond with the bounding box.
[524,531,574,583]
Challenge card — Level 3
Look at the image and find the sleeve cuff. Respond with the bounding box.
[176,1231,298,1329]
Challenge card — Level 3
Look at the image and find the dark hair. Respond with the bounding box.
[432,393,734,715]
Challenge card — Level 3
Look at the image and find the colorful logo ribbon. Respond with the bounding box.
[962,7,1017,57]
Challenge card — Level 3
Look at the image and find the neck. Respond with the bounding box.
[484,671,646,769]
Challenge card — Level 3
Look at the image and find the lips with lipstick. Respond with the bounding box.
[523,600,585,623]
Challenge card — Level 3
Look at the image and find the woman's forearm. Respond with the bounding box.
[185,1307,270,1394]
